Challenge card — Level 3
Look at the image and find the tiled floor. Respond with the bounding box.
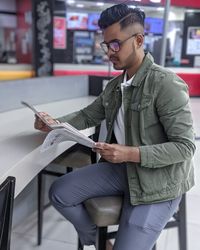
[11,97,200,250]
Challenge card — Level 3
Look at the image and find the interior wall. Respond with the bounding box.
[0,15,17,28]
[0,0,16,12]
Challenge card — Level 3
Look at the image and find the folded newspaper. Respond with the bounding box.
[21,101,95,151]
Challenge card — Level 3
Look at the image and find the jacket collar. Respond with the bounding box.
[132,52,154,87]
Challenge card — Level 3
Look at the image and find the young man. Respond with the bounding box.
[35,4,195,250]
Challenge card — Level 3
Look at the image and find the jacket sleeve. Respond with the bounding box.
[139,73,196,168]
[56,92,105,130]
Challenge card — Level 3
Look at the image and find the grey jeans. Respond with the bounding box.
[49,162,182,250]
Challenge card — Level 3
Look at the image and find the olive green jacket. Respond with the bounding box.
[58,53,195,205]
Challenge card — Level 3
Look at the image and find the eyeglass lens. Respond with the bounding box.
[110,42,120,52]
[101,41,120,53]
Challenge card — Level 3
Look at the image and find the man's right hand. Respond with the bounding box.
[34,112,58,132]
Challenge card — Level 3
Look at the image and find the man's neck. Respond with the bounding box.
[127,52,145,80]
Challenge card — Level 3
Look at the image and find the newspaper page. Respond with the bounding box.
[41,128,95,152]
[21,101,95,151]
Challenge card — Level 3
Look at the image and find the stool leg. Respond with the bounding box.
[152,244,156,250]
[96,227,107,250]
[37,172,45,245]
[77,238,83,250]
[66,166,73,173]
[91,150,97,164]
[178,195,187,250]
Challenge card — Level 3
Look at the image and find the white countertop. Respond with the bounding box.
[0,96,96,197]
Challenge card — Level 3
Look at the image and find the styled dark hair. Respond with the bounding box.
[98,4,145,30]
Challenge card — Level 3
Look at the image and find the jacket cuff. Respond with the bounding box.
[139,145,154,168]
[56,116,68,123]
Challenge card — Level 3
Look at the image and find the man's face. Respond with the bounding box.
[102,22,142,71]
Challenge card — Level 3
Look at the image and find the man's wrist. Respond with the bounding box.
[126,146,141,163]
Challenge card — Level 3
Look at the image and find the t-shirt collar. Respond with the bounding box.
[122,72,135,87]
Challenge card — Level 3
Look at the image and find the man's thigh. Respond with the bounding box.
[49,162,128,206]
[114,196,182,250]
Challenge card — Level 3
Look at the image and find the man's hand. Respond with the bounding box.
[94,142,140,163]
[34,112,58,132]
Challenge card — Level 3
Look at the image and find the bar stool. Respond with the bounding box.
[77,193,187,250]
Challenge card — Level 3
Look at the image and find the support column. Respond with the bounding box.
[160,0,171,66]
[32,0,54,77]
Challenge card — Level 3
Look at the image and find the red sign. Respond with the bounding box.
[171,0,200,8]
[54,17,66,49]
[16,0,32,63]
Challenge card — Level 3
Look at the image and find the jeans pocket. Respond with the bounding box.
[129,197,182,233]
[168,195,182,212]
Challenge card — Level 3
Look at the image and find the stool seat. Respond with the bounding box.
[84,196,122,227]
[54,148,91,168]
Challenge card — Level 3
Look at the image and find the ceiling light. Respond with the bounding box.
[134,0,141,2]
[67,0,75,4]
[76,4,84,8]
[150,0,161,3]
[129,5,136,9]
[96,2,104,6]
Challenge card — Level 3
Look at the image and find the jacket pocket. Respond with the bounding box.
[131,96,152,112]
[137,166,169,195]
[130,97,152,130]
[139,97,163,146]
[140,96,159,128]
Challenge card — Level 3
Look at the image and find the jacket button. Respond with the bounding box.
[138,104,141,109]
[105,102,109,106]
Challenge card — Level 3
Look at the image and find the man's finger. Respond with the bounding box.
[94,142,104,149]
[94,142,111,149]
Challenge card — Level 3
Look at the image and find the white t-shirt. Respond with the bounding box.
[113,73,134,145]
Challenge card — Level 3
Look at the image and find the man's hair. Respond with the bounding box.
[98,4,145,30]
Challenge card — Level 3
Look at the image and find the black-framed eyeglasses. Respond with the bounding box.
[100,33,143,54]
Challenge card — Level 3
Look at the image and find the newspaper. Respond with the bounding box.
[21,101,95,151]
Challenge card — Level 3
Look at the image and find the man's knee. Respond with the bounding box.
[49,180,60,206]
[49,179,68,207]
[49,176,80,208]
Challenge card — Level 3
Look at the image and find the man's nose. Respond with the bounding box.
[107,47,116,57]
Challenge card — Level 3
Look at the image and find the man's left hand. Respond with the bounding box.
[94,142,140,163]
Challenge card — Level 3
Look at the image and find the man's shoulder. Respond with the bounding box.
[142,63,188,99]
[149,63,186,86]
[150,63,175,77]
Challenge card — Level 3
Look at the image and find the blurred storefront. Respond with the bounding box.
[0,0,199,95]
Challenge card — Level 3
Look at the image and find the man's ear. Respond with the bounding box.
[136,34,144,48]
